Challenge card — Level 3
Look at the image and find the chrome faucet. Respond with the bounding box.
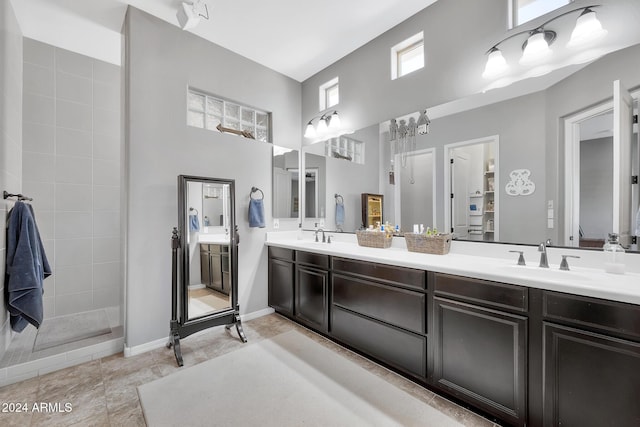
[315,228,326,243]
[538,241,549,268]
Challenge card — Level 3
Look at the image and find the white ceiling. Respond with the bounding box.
[10,0,438,82]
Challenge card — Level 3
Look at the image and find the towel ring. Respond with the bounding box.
[334,193,344,204]
[250,187,264,200]
[189,207,199,215]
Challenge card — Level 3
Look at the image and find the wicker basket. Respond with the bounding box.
[404,233,452,255]
[356,230,393,248]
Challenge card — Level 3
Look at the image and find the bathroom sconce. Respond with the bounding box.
[177,0,209,30]
[482,5,607,79]
[304,111,341,139]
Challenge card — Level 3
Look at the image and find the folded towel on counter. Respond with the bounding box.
[189,214,200,232]
[249,198,265,228]
[5,201,51,332]
[335,202,345,227]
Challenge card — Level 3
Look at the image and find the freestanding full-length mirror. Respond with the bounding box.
[169,175,246,366]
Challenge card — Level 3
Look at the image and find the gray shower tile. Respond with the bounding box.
[93,60,120,84]
[56,70,92,105]
[93,132,120,162]
[56,99,92,131]
[93,158,119,186]
[93,238,121,264]
[56,126,92,157]
[93,211,120,238]
[23,62,54,97]
[34,210,54,240]
[93,288,120,309]
[54,291,93,316]
[55,211,93,239]
[55,155,92,185]
[23,38,54,68]
[55,238,92,267]
[23,92,54,126]
[93,80,119,111]
[93,107,120,136]
[23,122,54,154]
[55,47,92,78]
[93,262,120,290]
[23,152,55,182]
[93,185,120,211]
[55,264,92,295]
[55,183,92,211]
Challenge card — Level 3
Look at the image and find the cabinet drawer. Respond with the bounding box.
[331,306,426,378]
[543,291,640,340]
[268,246,294,261]
[333,257,425,290]
[297,251,329,269]
[200,243,209,252]
[333,273,425,334]
[434,273,528,313]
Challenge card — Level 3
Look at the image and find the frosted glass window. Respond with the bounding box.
[187,88,271,142]
[319,77,339,111]
[514,0,570,26]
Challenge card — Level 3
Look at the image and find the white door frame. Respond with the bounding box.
[564,88,640,247]
[444,135,500,240]
[394,148,437,230]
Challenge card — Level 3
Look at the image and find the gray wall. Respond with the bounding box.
[124,8,301,348]
[580,137,613,240]
[0,0,23,355]
[21,39,122,321]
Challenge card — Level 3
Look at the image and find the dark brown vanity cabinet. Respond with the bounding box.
[542,291,640,427]
[331,257,427,379]
[200,244,229,295]
[268,247,295,316]
[295,252,330,333]
[432,273,528,426]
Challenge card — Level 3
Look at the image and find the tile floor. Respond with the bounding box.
[0,314,498,426]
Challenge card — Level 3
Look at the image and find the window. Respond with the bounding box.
[187,89,271,142]
[391,32,424,80]
[325,136,365,165]
[319,77,339,111]
[512,0,571,27]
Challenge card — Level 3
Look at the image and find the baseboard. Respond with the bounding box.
[241,307,275,322]
[124,337,168,357]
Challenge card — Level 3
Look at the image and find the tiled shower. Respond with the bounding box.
[0,37,124,380]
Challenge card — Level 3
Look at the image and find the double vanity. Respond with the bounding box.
[266,232,640,426]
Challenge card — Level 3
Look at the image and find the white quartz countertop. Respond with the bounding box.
[198,234,230,244]
[265,232,640,306]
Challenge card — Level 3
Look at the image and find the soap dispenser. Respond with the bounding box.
[603,233,625,274]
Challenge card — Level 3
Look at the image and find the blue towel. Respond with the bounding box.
[5,202,51,332]
[335,202,345,227]
[249,198,265,228]
[189,214,200,232]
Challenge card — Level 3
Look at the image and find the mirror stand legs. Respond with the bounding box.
[168,320,184,366]
[226,311,247,343]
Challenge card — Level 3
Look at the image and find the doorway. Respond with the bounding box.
[444,136,499,241]
[393,148,436,231]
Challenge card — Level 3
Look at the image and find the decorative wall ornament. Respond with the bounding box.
[505,169,536,196]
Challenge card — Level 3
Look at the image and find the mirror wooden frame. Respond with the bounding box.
[168,175,247,366]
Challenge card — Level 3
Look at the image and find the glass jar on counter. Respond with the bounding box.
[603,233,625,274]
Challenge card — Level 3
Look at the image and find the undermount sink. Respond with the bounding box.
[501,263,594,282]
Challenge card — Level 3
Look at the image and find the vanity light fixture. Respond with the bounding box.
[482,5,606,79]
[304,111,341,139]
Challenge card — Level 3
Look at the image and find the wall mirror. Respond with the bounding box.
[303,43,639,253]
[272,146,300,219]
[169,175,246,366]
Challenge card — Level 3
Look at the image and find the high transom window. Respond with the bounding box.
[187,89,271,143]
[391,32,424,80]
[512,0,572,27]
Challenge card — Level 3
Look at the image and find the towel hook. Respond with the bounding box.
[334,193,344,204]
[189,207,199,215]
[250,187,264,200]
[3,191,33,201]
